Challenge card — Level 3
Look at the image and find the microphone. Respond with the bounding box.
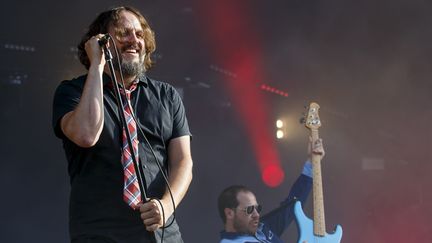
[98,34,110,46]
[98,34,113,61]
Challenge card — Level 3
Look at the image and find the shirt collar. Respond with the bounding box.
[219,223,264,240]
[102,72,148,89]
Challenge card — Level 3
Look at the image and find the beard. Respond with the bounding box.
[233,215,258,235]
[113,46,145,78]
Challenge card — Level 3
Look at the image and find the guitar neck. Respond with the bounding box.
[311,129,326,236]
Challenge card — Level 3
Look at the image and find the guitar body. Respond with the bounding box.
[294,201,342,243]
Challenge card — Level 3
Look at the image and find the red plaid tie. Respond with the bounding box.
[121,83,141,209]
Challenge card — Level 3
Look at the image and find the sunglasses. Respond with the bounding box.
[239,204,262,215]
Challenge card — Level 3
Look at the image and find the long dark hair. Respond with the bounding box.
[77,6,156,70]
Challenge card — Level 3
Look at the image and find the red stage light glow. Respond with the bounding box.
[195,1,285,187]
[262,164,285,188]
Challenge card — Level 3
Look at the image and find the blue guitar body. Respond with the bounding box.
[294,201,343,243]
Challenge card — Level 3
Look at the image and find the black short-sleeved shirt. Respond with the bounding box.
[52,73,191,242]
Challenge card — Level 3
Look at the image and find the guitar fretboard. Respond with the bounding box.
[311,129,326,237]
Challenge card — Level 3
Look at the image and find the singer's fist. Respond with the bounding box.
[84,34,107,67]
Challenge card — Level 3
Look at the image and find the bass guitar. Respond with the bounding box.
[294,102,343,243]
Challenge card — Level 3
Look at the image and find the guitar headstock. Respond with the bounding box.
[302,102,321,130]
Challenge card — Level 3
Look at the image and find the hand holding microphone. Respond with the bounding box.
[84,34,110,67]
[98,34,111,46]
[98,34,113,61]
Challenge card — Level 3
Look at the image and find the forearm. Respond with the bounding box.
[286,174,312,204]
[61,65,105,147]
[160,156,193,217]
[261,173,312,236]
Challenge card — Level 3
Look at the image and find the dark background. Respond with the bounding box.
[1,0,431,242]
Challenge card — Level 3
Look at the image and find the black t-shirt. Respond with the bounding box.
[52,73,191,242]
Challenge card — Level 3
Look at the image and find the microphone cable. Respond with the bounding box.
[98,34,150,205]
[107,34,178,243]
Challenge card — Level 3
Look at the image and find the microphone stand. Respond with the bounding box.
[99,38,156,243]
[100,42,157,243]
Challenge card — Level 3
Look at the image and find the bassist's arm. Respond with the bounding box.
[261,138,325,237]
[261,163,313,236]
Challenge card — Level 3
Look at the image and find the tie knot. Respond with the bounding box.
[129,82,138,92]
[124,89,132,100]
[121,82,138,99]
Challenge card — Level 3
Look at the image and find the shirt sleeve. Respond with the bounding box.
[52,80,82,139]
[170,86,191,139]
[301,160,313,178]
[260,174,312,237]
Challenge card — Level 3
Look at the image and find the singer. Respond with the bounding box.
[52,6,193,243]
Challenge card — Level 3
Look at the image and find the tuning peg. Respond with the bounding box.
[299,117,306,124]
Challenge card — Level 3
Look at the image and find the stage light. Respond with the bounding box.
[4,43,36,52]
[260,83,289,98]
[276,119,283,128]
[276,130,284,139]
[262,164,284,188]
[209,64,237,78]
[2,73,28,85]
